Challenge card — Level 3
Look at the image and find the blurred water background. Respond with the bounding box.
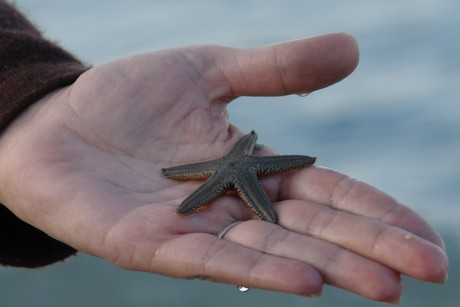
[1,0,459,306]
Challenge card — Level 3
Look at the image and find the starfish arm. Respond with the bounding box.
[161,160,219,179]
[234,172,278,223]
[250,155,316,176]
[176,172,232,214]
[226,130,258,158]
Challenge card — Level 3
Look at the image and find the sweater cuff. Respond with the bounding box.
[0,61,87,131]
[0,205,77,267]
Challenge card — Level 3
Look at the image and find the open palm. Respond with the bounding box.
[0,33,447,302]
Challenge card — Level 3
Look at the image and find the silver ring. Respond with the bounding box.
[217,221,243,239]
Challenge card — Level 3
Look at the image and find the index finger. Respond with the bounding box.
[279,166,446,249]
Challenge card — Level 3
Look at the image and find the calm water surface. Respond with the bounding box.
[2,1,459,306]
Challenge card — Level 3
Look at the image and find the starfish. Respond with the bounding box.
[161,131,316,223]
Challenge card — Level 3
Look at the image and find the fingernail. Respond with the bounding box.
[383,295,401,305]
[298,290,322,298]
[442,272,448,284]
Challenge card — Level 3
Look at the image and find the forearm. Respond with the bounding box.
[0,0,88,267]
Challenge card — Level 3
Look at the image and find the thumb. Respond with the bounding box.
[212,32,359,97]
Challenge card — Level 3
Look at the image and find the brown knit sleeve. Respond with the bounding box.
[0,1,89,267]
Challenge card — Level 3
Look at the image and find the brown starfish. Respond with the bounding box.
[161,131,316,223]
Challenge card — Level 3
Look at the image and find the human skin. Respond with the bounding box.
[0,33,448,303]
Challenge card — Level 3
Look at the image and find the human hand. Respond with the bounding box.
[0,33,447,303]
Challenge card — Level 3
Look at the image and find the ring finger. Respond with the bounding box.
[220,218,401,302]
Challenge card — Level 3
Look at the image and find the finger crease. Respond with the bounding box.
[260,228,289,254]
[330,176,357,210]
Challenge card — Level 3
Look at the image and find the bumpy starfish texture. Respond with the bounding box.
[161,131,316,223]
